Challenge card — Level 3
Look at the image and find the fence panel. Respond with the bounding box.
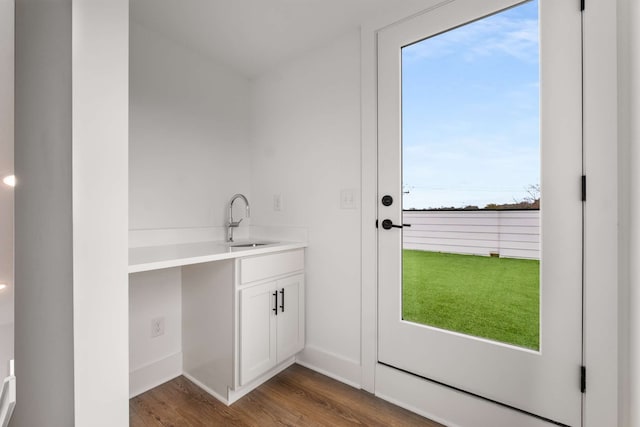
[402,210,540,260]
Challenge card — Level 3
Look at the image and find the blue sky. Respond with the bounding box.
[401,0,539,209]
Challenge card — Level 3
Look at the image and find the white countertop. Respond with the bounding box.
[129,240,307,273]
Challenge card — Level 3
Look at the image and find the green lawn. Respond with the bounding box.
[403,250,540,350]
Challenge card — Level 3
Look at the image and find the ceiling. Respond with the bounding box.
[131,0,424,78]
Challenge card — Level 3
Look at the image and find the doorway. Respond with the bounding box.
[377,0,583,425]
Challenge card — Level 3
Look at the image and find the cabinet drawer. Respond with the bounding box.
[240,249,304,284]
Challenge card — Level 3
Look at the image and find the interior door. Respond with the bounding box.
[377,1,583,425]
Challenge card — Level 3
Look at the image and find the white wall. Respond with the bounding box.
[128,21,253,388]
[72,0,129,425]
[128,21,364,391]
[14,0,75,424]
[130,22,252,233]
[129,268,182,397]
[0,0,14,381]
[250,30,362,384]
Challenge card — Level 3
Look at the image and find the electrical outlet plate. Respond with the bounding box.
[273,194,283,211]
[151,317,165,338]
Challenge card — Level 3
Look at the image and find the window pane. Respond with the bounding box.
[401,1,540,350]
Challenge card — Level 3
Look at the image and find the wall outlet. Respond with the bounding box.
[273,194,283,211]
[151,317,165,338]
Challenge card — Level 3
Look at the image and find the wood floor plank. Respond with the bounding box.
[280,365,436,426]
[260,373,376,425]
[130,364,444,427]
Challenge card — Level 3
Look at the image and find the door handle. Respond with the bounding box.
[273,291,278,316]
[280,288,285,313]
[381,219,411,230]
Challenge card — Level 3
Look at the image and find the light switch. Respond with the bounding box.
[340,189,357,209]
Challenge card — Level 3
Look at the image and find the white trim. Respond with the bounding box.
[626,0,640,425]
[582,0,621,425]
[0,361,15,427]
[296,345,362,389]
[129,352,183,398]
[360,13,378,395]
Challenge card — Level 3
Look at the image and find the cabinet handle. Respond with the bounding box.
[280,288,285,313]
[273,291,278,316]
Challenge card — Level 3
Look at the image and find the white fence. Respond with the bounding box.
[402,210,540,260]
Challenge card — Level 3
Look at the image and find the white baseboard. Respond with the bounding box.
[129,352,183,398]
[375,363,557,427]
[295,345,361,389]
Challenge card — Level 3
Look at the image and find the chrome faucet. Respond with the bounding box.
[227,193,250,242]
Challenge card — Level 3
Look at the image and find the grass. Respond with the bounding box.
[402,250,540,350]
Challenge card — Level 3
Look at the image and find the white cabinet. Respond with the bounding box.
[182,248,305,404]
[239,273,304,386]
[275,275,304,362]
[239,281,277,385]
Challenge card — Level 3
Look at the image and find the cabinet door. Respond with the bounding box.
[239,282,277,386]
[276,274,305,362]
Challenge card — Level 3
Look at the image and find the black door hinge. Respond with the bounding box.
[581,366,586,393]
[376,219,379,229]
[581,175,587,201]
[581,0,585,11]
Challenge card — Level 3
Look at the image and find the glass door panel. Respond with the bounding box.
[400,2,541,350]
[377,0,583,424]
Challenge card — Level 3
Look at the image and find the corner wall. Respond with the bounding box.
[250,30,362,385]
[14,1,75,424]
[14,0,130,425]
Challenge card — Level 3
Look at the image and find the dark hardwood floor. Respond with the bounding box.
[130,364,444,426]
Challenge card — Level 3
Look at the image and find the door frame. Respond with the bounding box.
[360,0,621,425]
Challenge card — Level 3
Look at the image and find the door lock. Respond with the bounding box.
[381,219,411,230]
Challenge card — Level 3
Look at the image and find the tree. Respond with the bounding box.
[523,184,540,205]
[483,184,540,210]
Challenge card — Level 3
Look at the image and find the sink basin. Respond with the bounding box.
[230,242,269,248]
